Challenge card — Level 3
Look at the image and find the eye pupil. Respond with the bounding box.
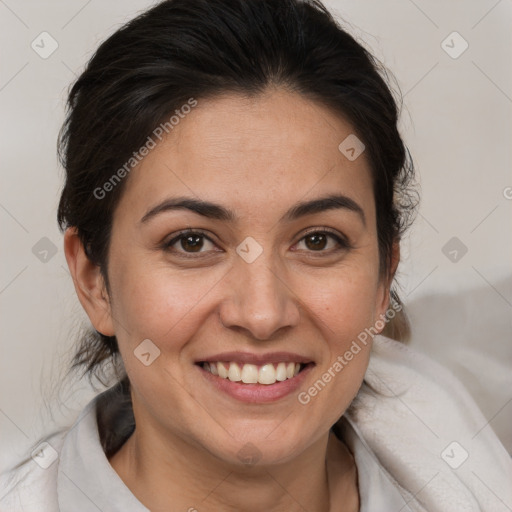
[305,233,327,251]
[181,234,203,252]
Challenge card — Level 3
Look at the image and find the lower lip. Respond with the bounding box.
[196,364,314,403]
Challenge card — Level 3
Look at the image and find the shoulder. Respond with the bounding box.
[346,335,512,512]
[0,429,66,512]
[1,383,138,512]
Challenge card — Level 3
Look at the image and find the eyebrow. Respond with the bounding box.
[140,194,366,226]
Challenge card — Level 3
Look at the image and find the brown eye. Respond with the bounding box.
[163,230,217,256]
[295,230,349,254]
[304,233,329,251]
[180,234,205,252]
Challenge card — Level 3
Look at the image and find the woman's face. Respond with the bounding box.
[92,88,393,465]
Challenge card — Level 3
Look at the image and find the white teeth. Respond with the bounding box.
[241,364,258,384]
[275,362,287,381]
[202,361,306,385]
[258,364,276,385]
[228,362,242,382]
[217,362,228,379]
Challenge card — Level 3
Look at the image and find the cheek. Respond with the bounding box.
[109,257,228,343]
[107,262,225,429]
[297,263,379,387]
[303,264,381,341]
[292,277,377,428]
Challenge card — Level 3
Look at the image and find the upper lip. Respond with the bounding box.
[196,351,314,365]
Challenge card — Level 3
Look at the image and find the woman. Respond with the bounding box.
[1,0,511,510]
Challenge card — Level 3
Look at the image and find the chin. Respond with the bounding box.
[199,419,323,468]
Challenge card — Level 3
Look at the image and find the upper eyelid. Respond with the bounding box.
[300,226,348,241]
[165,229,215,245]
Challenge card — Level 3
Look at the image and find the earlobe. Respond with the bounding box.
[63,227,115,336]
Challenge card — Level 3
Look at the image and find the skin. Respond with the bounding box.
[64,87,399,512]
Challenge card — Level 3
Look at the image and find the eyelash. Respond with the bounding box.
[161,227,352,259]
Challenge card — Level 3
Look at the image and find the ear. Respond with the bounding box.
[375,240,400,321]
[63,227,115,336]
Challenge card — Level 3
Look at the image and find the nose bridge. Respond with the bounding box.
[219,246,300,340]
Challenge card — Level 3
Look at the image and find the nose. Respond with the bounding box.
[218,251,301,341]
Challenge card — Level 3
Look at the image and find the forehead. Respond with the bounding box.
[116,89,375,224]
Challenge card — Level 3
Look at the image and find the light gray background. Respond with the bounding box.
[1,0,511,471]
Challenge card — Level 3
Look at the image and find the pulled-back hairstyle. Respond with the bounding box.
[57,0,417,399]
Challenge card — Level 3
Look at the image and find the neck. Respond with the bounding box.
[109,420,357,512]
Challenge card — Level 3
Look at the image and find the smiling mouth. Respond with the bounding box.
[197,361,312,385]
